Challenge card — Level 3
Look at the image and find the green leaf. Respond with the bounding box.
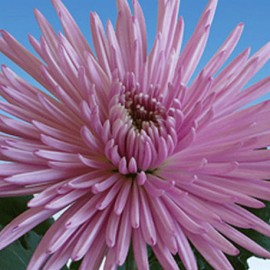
[70,260,81,270]
[148,248,162,270]
[0,196,32,226]
[193,250,214,270]
[0,196,54,236]
[0,228,40,270]
[118,246,137,270]
[0,196,58,269]
[0,228,68,270]
[33,216,54,236]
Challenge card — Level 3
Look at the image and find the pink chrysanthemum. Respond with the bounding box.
[1,0,270,269]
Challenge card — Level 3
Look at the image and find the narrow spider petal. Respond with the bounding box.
[152,242,180,270]
[0,207,56,250]
[0,163,43,176]
[175,0,217,84]
[201,224,239,256]
[104,247,117,270]
[139,187,157,246]
[175,224,198,270]
[5,168,72,185]
[204,23,244,76]
[27,200,88,269]
[34,9,58,55]
[188,232,234,270]
[216,222,270,258]
[79,236,106,270]
[116,198,132,265]
[42,227,83,270]
[71,209,109,261]
[90,12,112,77]
[130,181,140,228]
[132,228,149,270]
[51,0,93,55]
[114,179,132,215]
[0,31,48,88]
[44,189,88,210]
[163,195,206,234]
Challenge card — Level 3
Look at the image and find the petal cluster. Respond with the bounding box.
[0,0,270,269]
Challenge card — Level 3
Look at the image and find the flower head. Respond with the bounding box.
[1,0,270,269]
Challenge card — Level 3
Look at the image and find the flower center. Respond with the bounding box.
[105,74,181,176]
[120,90,165,131]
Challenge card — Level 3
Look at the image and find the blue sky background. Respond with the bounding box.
[1,1,270,269]
[1,0,270,92]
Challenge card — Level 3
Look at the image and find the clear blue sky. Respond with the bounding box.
[1,0,270,89]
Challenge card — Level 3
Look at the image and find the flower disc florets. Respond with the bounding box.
[106,73,180,176]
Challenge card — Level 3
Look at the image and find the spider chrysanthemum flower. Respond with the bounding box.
[1,0,270,269]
